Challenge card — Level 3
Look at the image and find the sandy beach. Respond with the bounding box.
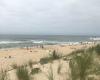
[0,43,94,69]
[0,42,97,80]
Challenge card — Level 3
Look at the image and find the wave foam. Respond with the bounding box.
[0,41,22,44]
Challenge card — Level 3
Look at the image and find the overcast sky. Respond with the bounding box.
[0,0,100,35]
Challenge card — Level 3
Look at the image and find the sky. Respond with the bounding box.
[0,0,100,35]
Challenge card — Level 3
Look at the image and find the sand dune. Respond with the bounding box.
[0,43,96,80]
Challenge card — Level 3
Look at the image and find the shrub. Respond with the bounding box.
[16,65,30,80]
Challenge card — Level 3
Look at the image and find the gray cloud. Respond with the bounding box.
[0,0,100,35]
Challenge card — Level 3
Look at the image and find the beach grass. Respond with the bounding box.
[69,48,95,80]
[40,57,52,64]
[28,60,33,69]
[94,44,100,55]
[30,68,40,75]
[11,63,18,69]
[0,69,7,80]
[57,60,62,74]
[69,59,78,80]
[40,50,62,65]
[46,64,54,80]
[49,50,62,60]
[16,65,30,80]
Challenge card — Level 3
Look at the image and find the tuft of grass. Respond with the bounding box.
[87,77,95,80]
[28,60,33,69]
[46,64,54,80]
[69,52,93,80]
[57,60,62,74]
[66,49,85,59]
[30,68,40,75]
[40,57,52,65]
[94,44,100,55]
[69,60,79,80]
[73,49,85,54]
[16,65,30,80]
[0,69,7,80]
[40,50,62,65]
[87,47,94,53]
[11,63,18,69]
[91,63,100,75]
[49,50,62,60]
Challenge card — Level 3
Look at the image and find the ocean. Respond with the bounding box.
[0,35,98,48]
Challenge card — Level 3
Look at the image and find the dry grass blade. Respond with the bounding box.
[46,64,54,80]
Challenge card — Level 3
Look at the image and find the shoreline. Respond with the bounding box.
[0,40,98,50]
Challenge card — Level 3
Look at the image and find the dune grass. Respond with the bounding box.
[30,68,40,75]
[69,60,78,80]
[11,63,18,69]
[16,65,31,80]
[28,60,33,69]
[40,57,52,64]
[93,44,100,55]
[46,64,54,80]
[40,50,62,65]
[0,69,7,80]
[69,50,94,80]
[49,50,62,60]
[57,60,62,74]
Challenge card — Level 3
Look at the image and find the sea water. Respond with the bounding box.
[0,35,99,48]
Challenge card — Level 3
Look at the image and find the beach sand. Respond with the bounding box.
[0,43,95,80]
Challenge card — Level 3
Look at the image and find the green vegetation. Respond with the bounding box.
[11,63,18,69]
[40,57,52,64]
[68,44,100,80]
[28,60,33,69]
[78,53,93,80]
[69,60,78,80]
[16,65,31,80]
[69,52,93,80]
[65,49,85,60]
[94,44,100,55]
[49,50,62,60]
[86,44,100,55]
[40,50,62,64]
[30,68,40,75]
